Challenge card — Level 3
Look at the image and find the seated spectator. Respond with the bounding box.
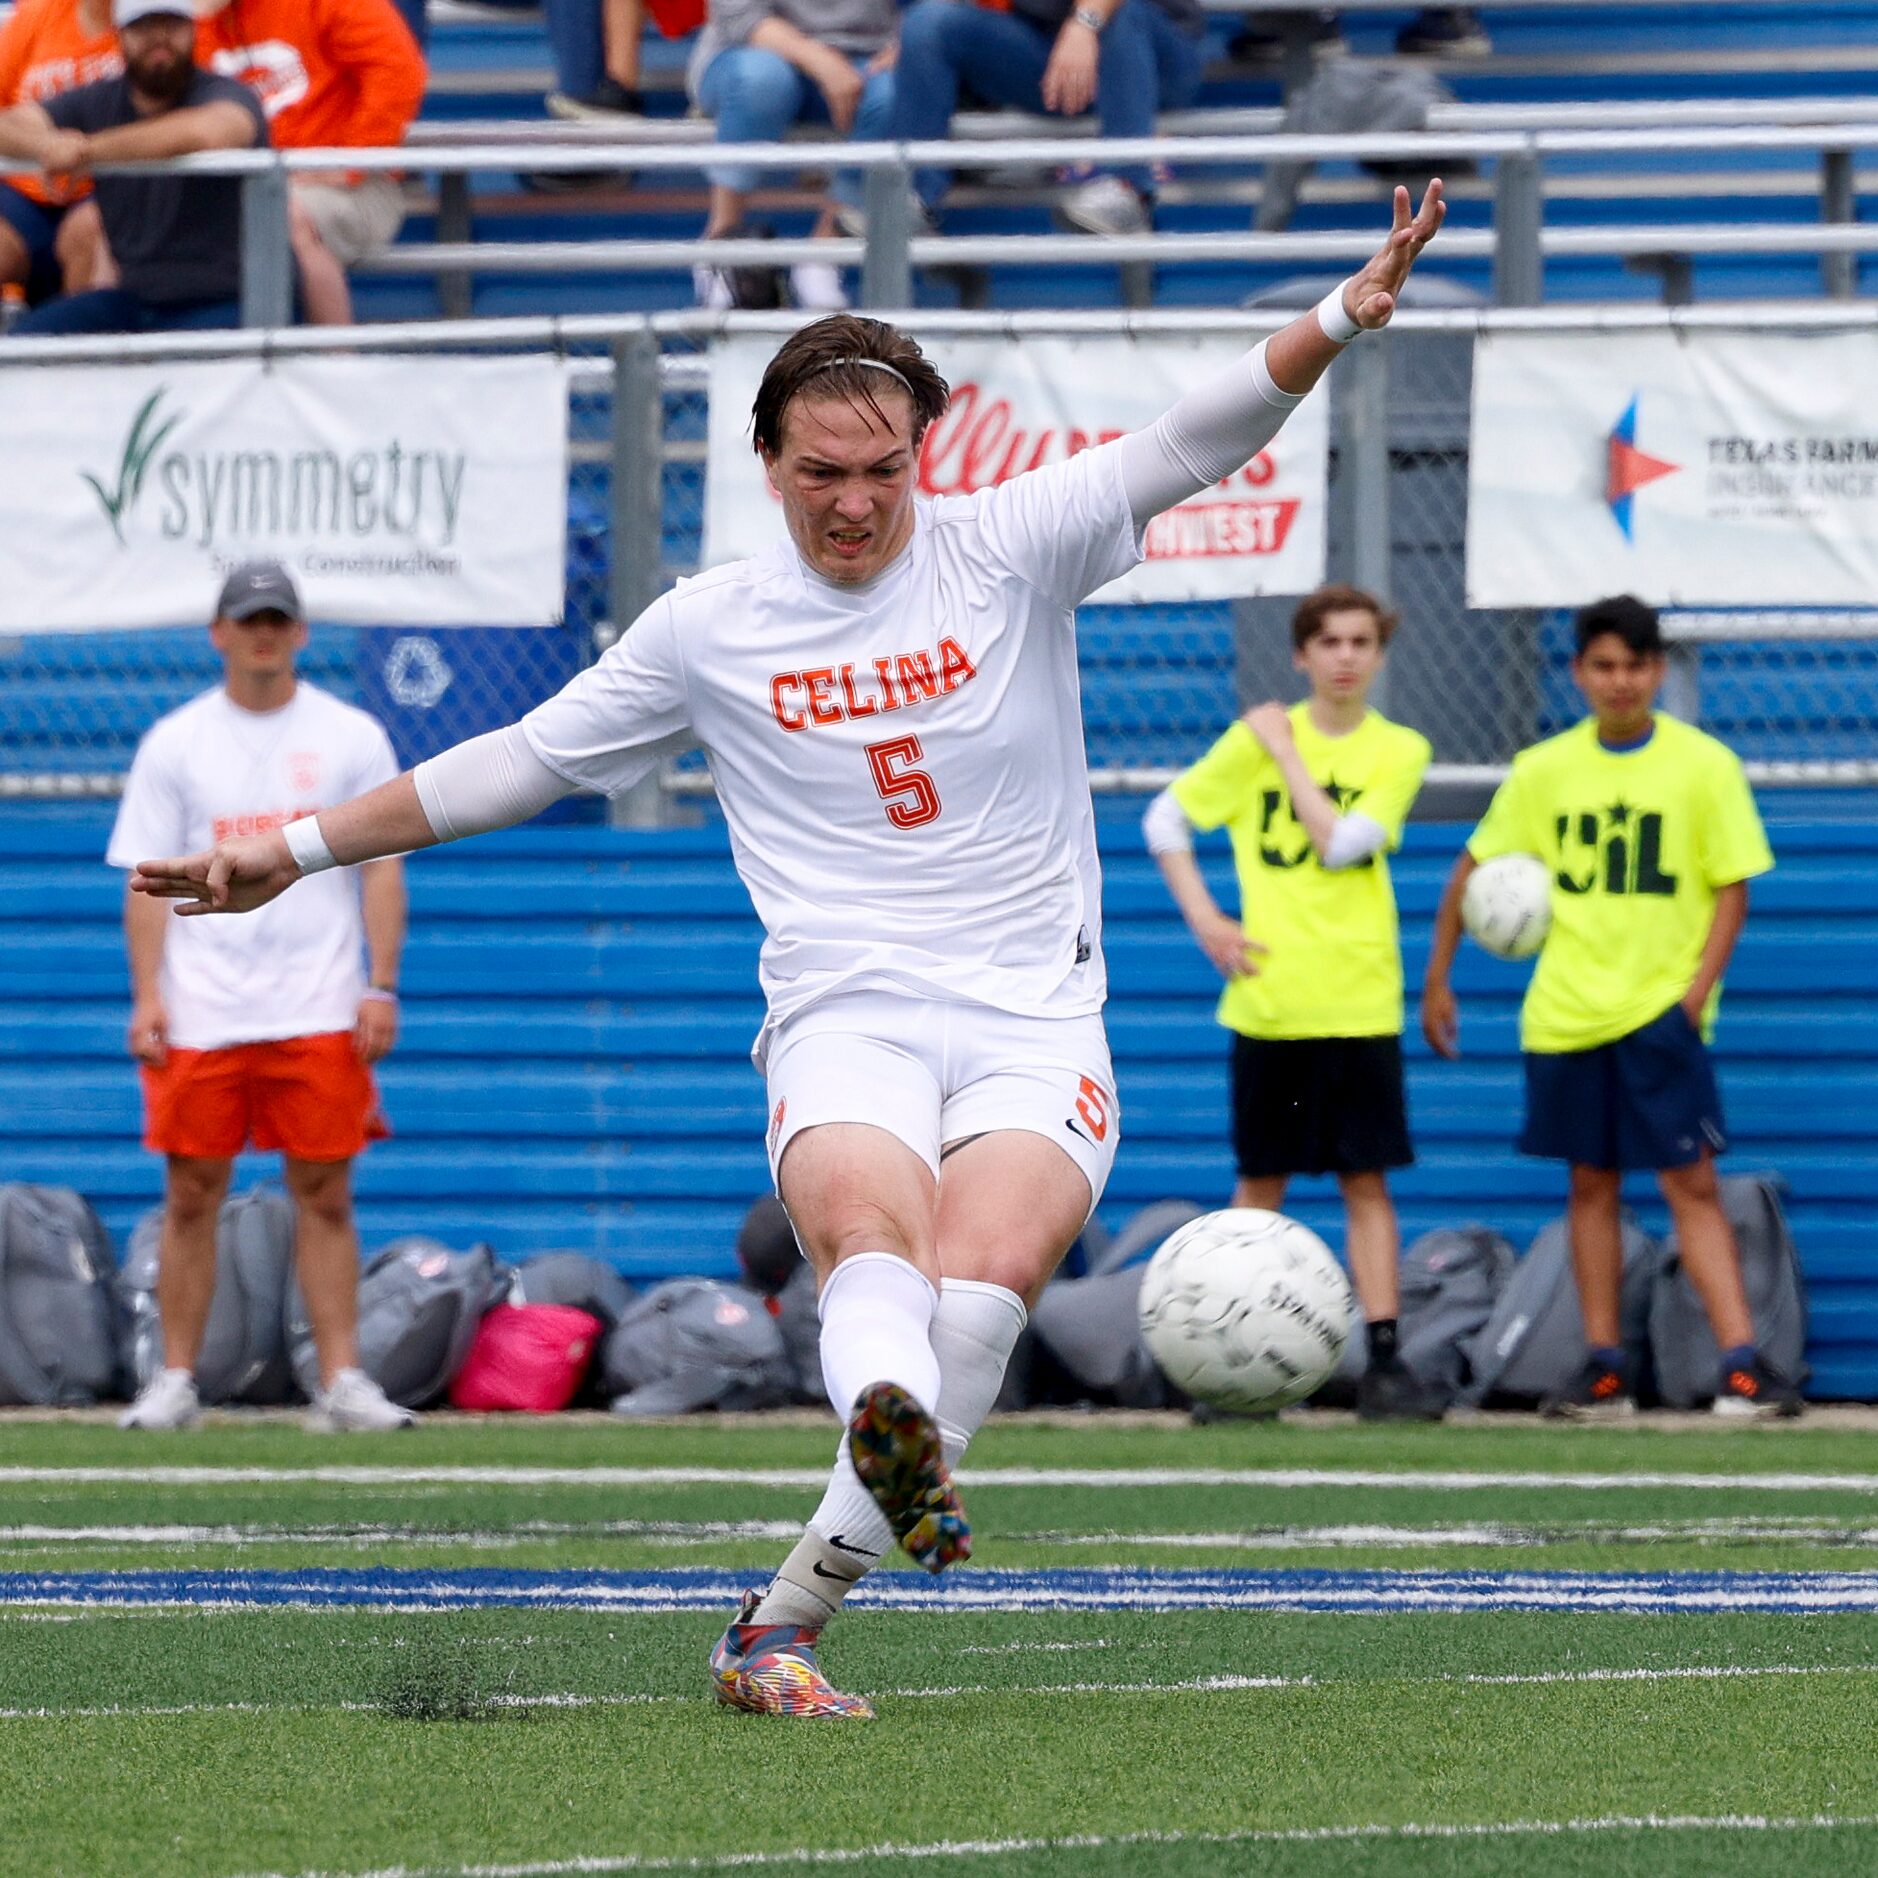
[1229,6,1489,65]
[688,0,896,309]
[0,0,268,335]
[0,0,121,304]
[890,0,1206,235]
[199,0,425,326]
[547,0,655,120]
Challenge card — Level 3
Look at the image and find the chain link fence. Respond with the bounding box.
[2,317,1874,795]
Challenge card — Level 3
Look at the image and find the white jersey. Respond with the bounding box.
[522,443,1145,1056]
[107,683,399,1052]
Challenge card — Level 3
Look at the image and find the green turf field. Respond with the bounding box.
[5,1411,1878,1878]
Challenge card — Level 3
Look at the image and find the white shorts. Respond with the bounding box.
[762,990,1119,1213]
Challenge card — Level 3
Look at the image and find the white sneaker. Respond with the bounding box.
[118,1368,200,1431]
[305,1368,416,1433]
[1057,174,1151,236]
[790,260,849,311]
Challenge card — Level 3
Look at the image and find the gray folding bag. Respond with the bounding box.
[1650,1172,1809,1408]
[509,1252,638,1331]
[1460,1212,1663,1409]
[770,1262,827,1406]
[121,1186,299,1404]
[0,1184,121,1406]
[1030,1265,1178,1409]
[290,1236,502,1407]
[602,1279,793,1416]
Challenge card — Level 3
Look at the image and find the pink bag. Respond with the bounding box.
[449,1303,603,1413]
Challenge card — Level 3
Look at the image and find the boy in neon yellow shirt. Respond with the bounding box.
[1422,595,1796,1419]
[1145,584,1435,1419]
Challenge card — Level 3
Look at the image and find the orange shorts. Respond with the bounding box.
[140,1031,390,1163]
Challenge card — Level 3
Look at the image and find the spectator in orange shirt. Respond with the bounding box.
[198,0,425,324]
[0,0,119,302]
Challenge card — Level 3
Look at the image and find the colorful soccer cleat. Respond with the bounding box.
[709,1591,876,1719]
[847,1380,973,1574]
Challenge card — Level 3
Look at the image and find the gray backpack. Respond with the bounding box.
[1030,1264,1177,1408]
[1650,1173,1809,1407]
[1461,1213,1664,1409]
[1320,1225,1517,1405]
[602,1278,794,1416]
[509,1253,637,1331]
[120,1186,299,1405]
[0,1184,121,1406]
[290,1236,502,1407]
[771,1262,826,1406]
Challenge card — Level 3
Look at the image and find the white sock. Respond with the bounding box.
[815,1250,940,1420]
[753,1277,1027,1626]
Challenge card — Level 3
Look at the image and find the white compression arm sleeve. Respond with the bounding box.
[1323,812,1389,871]
[1142,785,1195,857]
[1116,339,1306,527]
[412,723,576,842]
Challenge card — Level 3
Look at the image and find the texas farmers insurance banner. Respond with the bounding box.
[1468,329,1878,607]
[0,354,570,629]
[704,334,1329,602]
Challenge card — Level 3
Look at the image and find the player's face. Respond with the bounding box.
[1293,609,1384,704]
[210,608,307,685]
[763,390,919,585]
[1573,632,1663,736]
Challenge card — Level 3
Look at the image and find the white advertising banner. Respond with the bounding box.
[0,354,570,630]
[704,334,1328,603]
[1468,329,1878,607]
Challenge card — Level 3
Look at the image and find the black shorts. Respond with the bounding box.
[1230,1033,1413,1180]
[1520,1003,1727,1172]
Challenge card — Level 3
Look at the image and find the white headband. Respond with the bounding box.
[823,356,915,393]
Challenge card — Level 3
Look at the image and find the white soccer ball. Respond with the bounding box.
[1137,1209,1353,1414]
[1462,852,1554,961]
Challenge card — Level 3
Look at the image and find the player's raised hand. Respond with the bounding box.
[1343,179,1446,332]
[132,829,302,916]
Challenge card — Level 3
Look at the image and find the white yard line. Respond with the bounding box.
[218,1811,1878,1878]
[6,1661,1875,1725]
[7,1465,1878,1493]
[0,1521,803,1551]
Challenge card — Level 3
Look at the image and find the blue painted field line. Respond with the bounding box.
[5,1566,1878,1614]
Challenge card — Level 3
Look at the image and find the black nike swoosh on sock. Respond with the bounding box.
[826,1532,871,1556]
[811,1560,857,1581]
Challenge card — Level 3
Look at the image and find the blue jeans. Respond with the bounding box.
[9,288,245,335]
[697,45,894,204]
[545,0,600,96]
[892,0,1205,205]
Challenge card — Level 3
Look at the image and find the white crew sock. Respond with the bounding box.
[815,1250,940,1421]
[752,1278,1027,1628]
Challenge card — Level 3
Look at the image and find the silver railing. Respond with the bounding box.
[5,115,1877,325]
[3,302,1876,800]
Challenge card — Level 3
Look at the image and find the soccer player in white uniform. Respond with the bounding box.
[133,181,1445,1714]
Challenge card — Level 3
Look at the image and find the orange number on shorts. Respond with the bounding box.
[1075,1075,1111,1143]
[865,734,943,830]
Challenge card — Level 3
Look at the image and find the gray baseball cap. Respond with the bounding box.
[216,559,304,623]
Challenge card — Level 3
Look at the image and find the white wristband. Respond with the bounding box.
[1315,280,1363,345]
[283,813,338,876]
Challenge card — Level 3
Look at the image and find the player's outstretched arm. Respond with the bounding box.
[132,771,440,916]
[133,720,578,916]
[1117,179,1445,525]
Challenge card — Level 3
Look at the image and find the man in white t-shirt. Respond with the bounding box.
[131,182,1445,1707]
[109,560,413,1434]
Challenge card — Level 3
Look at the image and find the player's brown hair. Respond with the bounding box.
[750,314,951,458]
[1290,583,1400,651]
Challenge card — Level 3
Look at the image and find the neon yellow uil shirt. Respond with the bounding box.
[1172,706,1431,1040]
[1467,715,1774,1054]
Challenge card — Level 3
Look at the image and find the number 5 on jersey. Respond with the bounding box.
[865,734,943,829]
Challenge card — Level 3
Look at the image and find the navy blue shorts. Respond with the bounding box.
[0,181,69,305]
[1520,1005,1727,1172]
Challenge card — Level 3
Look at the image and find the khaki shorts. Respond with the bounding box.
[293,174,405,267]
